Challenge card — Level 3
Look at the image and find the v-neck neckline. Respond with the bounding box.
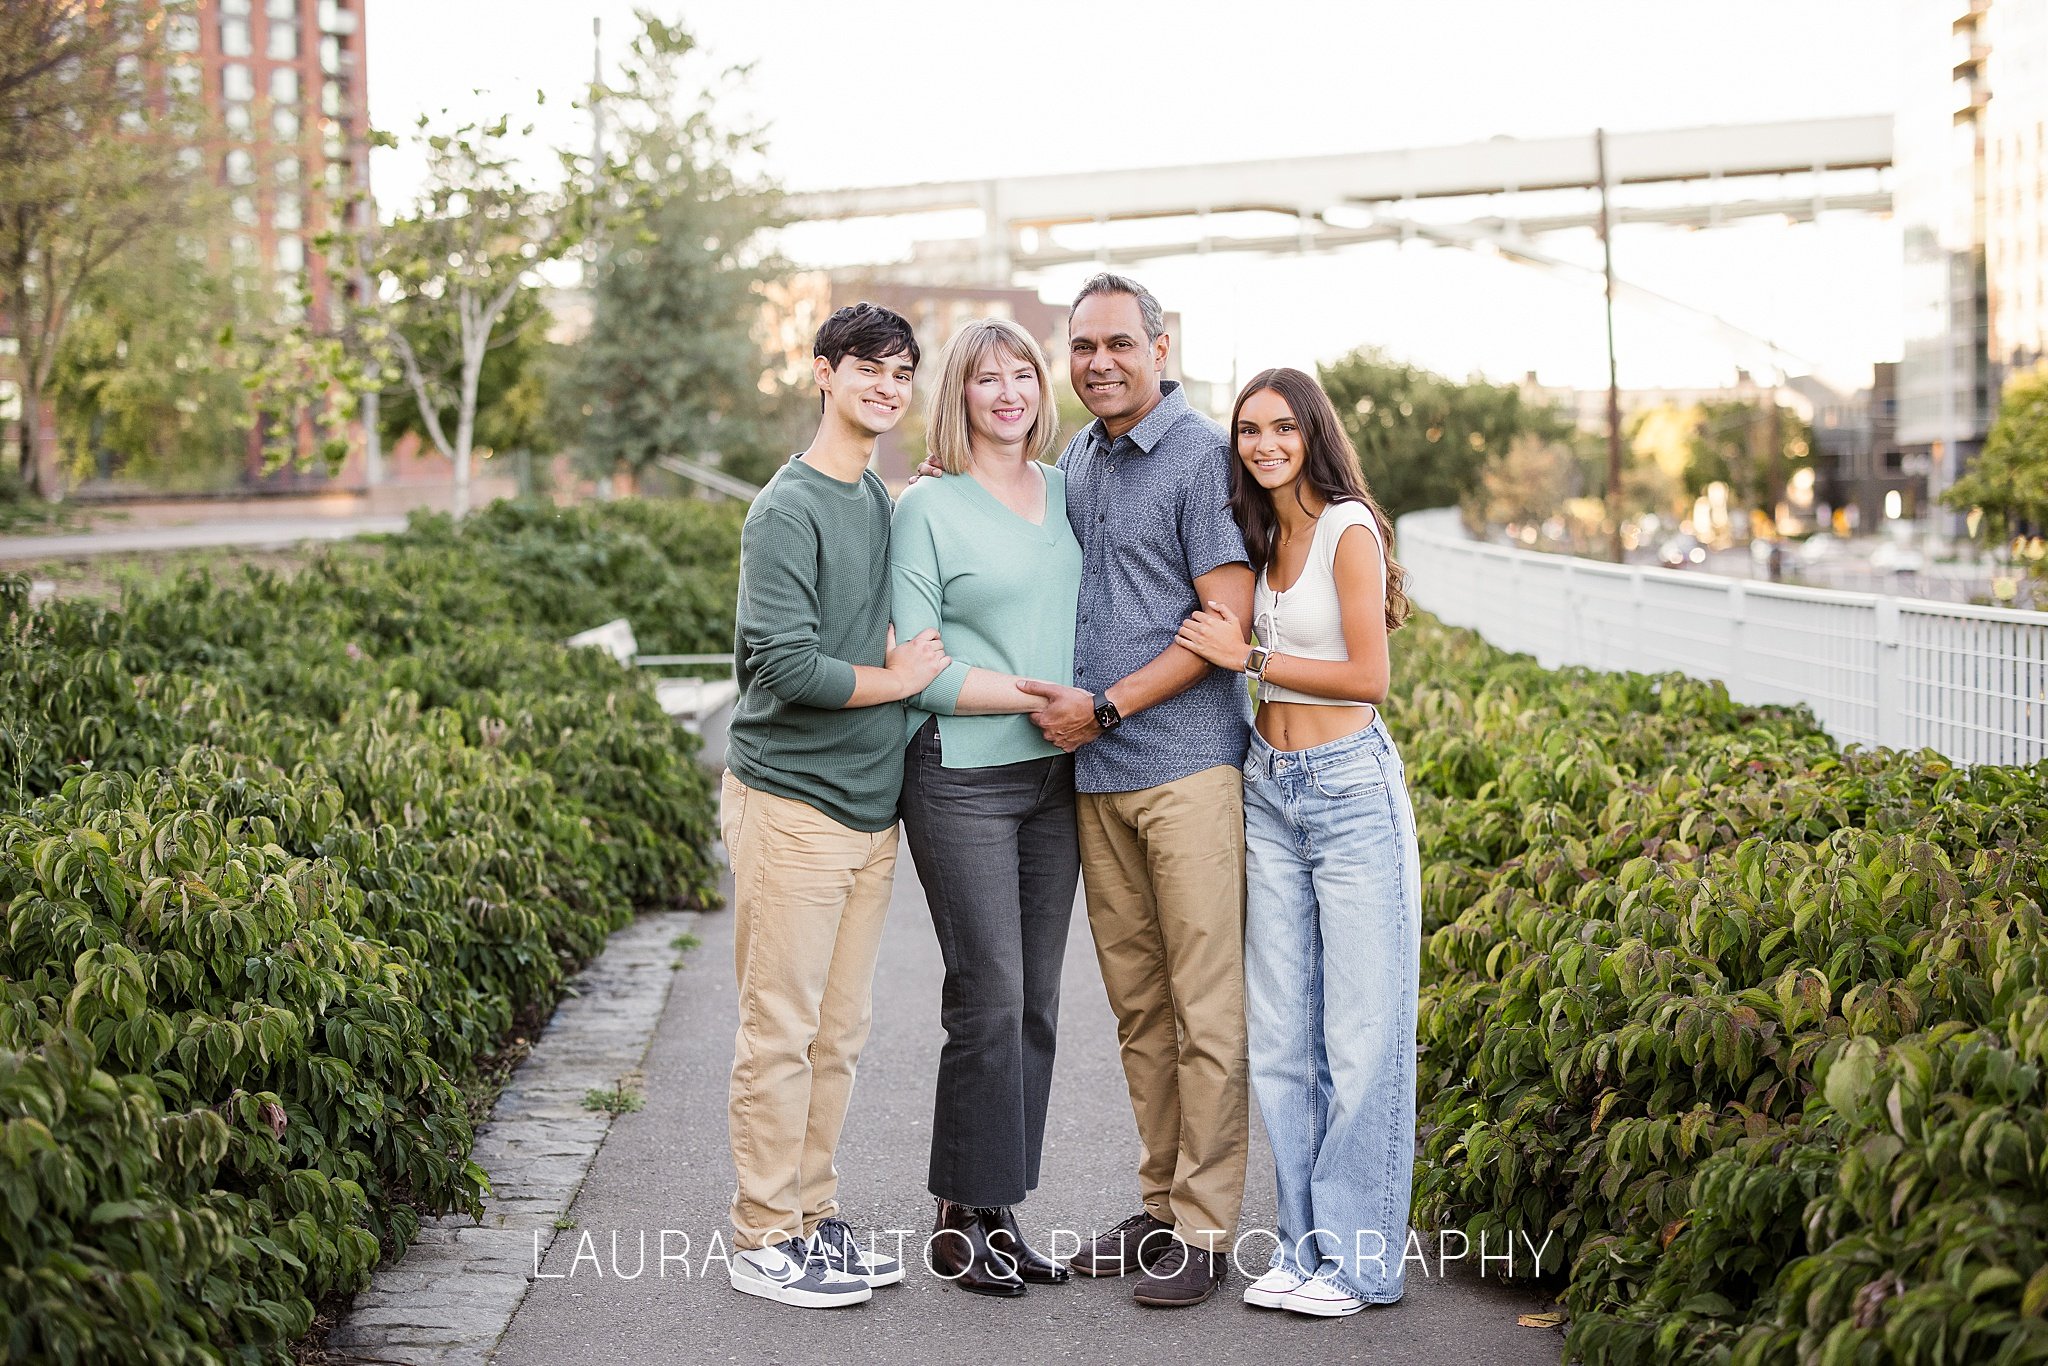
[1265,513,1326,596]
[961,462,1057,540]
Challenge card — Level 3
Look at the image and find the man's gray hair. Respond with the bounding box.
[1070,272,1166,342]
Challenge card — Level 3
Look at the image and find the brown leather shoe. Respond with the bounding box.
[930,1199,1026,1298]
[1065,1211,1176,1278]
[1132,1240,1223,1307]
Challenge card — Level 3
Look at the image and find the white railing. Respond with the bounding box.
[1396,508,2048,766]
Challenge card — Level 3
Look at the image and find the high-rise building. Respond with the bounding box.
[160,0,371,335]
[1897,0,2048,522]
[1985,1,2048,376]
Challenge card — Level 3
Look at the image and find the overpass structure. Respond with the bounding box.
[785,116,1894,285]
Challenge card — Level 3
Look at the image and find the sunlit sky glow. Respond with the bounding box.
[368,1,1909,398]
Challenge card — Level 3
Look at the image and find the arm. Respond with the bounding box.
[1177,525,1389,702]
[746,508,947,710]
[1021,562,1255,750]
[1021,447,1253,749]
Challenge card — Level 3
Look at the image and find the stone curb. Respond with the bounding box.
[325,908,701,1365]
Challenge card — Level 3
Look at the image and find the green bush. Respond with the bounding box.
[0,498,741,1362]
[1387,617,2048,1365]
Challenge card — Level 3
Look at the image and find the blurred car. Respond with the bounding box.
[1870,541,1924,574]
[1657,534,1708,569]
[1796,532,1845,565]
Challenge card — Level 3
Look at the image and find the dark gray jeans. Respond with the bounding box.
[900,717,1080,1207]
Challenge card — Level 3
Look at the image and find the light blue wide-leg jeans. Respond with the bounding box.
[1243,713,1422,1303]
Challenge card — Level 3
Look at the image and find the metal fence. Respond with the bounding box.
[1395,508,2048,766]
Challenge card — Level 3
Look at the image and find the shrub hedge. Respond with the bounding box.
[0,499,741,1363]
[1387,617,2048,1365]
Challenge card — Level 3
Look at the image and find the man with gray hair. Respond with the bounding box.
[1010,272,1254,1308]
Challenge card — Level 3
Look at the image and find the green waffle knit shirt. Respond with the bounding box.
[725,455,903,832]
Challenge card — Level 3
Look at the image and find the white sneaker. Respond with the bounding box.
[730,1239,873,1308]
[1243,1264,1308,1309]
[1282,1270,1367,1317]
[809,1217,905,1288]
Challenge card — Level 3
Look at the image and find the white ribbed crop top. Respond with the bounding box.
[1252,501,1386,707]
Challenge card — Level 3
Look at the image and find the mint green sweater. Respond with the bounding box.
[890,467,1082,769]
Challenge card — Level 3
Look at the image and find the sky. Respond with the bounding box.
[366,0,1910,398]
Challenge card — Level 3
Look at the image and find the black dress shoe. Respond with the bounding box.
[983,1204,1071,1285]
[931,1199,1026,1298]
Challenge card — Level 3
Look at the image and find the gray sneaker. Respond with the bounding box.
[730,1238,873,1308]
[810,1217,906,1287]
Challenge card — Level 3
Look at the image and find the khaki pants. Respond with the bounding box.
[1077,763,1249,1254]
[721,772,899,1250]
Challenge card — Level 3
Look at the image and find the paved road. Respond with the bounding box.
[0,515,407,562]
[494,853,1564,1366]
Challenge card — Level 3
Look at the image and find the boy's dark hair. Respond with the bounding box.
[814,302,920,372]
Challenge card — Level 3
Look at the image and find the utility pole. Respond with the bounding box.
[1596,128,1623,563]
[588,18,611,501]
[1766,366,1783,536]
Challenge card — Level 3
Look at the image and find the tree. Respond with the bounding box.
[557,13,790,487]
[1,0,210,497]
[376,286,560,463]
[1473,434,1581,531]
[48,232,252,488]
[258,112,570,516]
[1684,398,1812,521]
[1944,364,2048,545]
[1317,348,1574,519]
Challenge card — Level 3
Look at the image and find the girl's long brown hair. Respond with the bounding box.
[1228,367,1410,632]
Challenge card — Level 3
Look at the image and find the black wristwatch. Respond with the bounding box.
[1092,690,1124,733]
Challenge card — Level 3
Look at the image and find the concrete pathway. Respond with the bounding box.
[327,910,695,1364]
[0,515,407,562]
[492,855,1564,1366]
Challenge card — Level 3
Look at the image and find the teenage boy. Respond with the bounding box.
[722,302,948,1309]
[1014,275,1255,1309]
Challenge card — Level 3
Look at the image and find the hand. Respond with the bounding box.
[1175,600,1252,671]
[888,627,950,695]
[1016,679,1099,752]
[906,456,945,486]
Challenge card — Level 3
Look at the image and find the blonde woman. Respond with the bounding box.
[891,318,1083,1297]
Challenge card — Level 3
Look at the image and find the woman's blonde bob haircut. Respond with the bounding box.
[925,318,1063,475]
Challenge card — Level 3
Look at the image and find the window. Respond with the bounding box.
[270,68,299,104]
[274,191,302,230]
[320,34,341,74]
[322,120,345,159]
[321,80,343,116]
[231,194,258,226]
[272,105,300,140]
[165,14,199,51]
[168,64,201,99]
[318,1,357,34]
[230,234,257,267]
[222,64,254,102]
[224,103,253,137]
[267,19,299,60]
[274,155,301,184]
[220,17,252,56]
[175,145,203,173]
[222,0,252,13]
[225,149,255,185]
[269,0,300,15]
[276,236,305,273]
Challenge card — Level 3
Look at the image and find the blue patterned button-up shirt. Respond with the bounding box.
[1060,381,1251,794]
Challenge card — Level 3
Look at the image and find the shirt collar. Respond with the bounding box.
[1090,380,1188,455]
